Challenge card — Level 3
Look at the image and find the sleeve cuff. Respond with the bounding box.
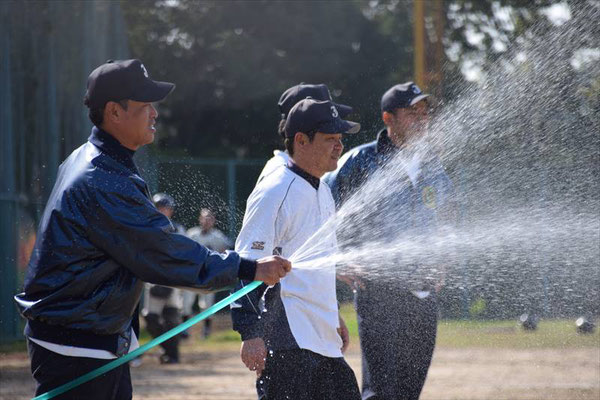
[238,258,257,281]
[240,330,262,341]
[238,324,263,341]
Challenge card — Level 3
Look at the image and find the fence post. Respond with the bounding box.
[0,5,21,344]
[459,165,470,319]
[227,160,237,238]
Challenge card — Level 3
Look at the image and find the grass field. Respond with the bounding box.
[188,304,600,350]
[3,305,596,352]
[436,318,600,348]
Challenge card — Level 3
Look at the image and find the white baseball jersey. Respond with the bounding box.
[256,150,290,184]
[236,163,342,358]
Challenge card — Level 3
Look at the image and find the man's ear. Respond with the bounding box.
[382,111,393,127]
[294,132,308,147]
[104,101,123,124]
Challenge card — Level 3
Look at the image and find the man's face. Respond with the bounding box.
[157,206,174,218]
[386,100,429,146]
[199,211,215,231]
[303,132,344,177]
[119,100,158,149]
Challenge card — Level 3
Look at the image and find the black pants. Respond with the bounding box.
[28,339,132,400]
[257,348,361,400]
[357,288,437,400]
[144,306,180,361]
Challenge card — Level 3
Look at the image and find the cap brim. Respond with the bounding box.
[409,94,429,106]
[132,79,175,103]
[341,120,361,134]
[320,119,361,135]
[333,103,353,118]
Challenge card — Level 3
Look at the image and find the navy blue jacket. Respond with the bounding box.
[325,128,454,226]
[323,129,455,289]
[15,127,255,352]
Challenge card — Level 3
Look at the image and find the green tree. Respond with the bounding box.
[122,0,412,158]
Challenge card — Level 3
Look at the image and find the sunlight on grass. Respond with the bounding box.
[135,304,599,350]
[437,319,600,348]
[6,303,596,354]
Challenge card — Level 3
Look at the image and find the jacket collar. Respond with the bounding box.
[376,128,398,155]
[287,160,320,190]
[89,126,138,172]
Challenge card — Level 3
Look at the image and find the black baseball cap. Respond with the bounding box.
[278,83,353,118]
[284,98,360,138]
[381,82,429,112]
[84,59,175,109]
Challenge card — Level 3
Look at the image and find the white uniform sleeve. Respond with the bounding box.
[235,185,284,260]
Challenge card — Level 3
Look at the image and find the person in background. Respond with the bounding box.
[185,208,232,338]
[141,193,185,364]
[152,193,186,234]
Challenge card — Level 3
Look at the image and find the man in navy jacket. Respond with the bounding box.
[324,82,454,400]
[15,59,290,399]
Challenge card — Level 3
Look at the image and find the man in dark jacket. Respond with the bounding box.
[14,59,290,400]
[323,82,454,400]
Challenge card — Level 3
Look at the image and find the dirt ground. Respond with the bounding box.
[1,341,598,400]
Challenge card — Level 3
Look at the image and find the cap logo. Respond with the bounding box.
[140,64,149,78]
[412,85,422,94]
[330,105,339,118]
[326,88,333,101]
[422,186,436,209]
